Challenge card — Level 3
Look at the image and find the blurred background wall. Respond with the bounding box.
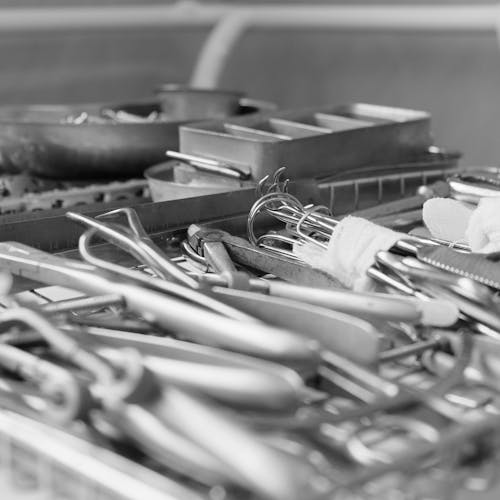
[0,1,499,164]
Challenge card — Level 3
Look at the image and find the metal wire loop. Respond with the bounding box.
[248,169,339,254]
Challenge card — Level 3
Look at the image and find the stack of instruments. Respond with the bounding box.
[0,91,497,500]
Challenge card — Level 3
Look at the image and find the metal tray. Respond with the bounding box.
[318,158,461,214]
[0,160,461,255]
[0,181,320,255]
[179,103,434,180]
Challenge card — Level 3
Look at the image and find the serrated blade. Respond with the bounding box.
[417,245,500,290]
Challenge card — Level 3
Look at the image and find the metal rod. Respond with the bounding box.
[379,338,444,363]
[41,294,124,315]
[0,4,495,33]
[190,3,500,86]
[166,151,249,180]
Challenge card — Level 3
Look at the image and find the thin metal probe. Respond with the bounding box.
[379,338,446,363]
[166,151,250,180]
[41,294,124,315]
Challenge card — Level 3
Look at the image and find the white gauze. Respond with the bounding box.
[422,197,474,243]
[294,216,403,291]
[465,197,500,252]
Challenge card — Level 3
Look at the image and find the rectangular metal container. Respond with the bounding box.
[180,103,433,180]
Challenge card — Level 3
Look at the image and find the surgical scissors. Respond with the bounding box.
[184,224,459,327]
[59,324,312,413]
[78,229,380,367]
[67,208,198,288]
[68,209,386,366]
[0,286,486,494]
[0,304,319,498]
[77,227,257,323]
[69,208,273,323]
[244,329,473,432]
[237,337,476,486]
[0,242,319,367]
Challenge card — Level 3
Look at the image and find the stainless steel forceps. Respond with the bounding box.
[67,208,198,288]
[69,212,381,366]
[67,208,261,323]
[0,309,317,499]
[0,241,319,368]
[184,224,458,328]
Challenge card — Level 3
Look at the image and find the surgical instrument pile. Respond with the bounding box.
[0,161,500,500]
[0,65,490,500]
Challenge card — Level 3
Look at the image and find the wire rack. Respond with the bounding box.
[0,411,205,500]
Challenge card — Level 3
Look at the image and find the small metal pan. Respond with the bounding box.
[156,85,244,121]
[0,102,179,179]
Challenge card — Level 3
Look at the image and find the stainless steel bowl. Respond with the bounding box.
[145,160,246,202]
